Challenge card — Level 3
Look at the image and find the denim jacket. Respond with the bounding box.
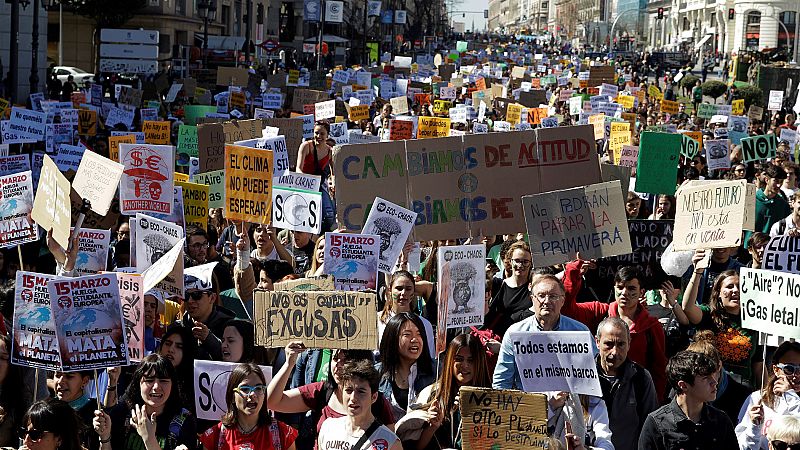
[376,362,436,421]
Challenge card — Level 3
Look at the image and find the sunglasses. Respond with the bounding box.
[234,384,267,396]
[186,290,210,301]
[18,427,50,441]
[772,440,800,450]
[776,363,800,375]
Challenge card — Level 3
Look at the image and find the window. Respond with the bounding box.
[279,2,296,42]
[176,0,186,15]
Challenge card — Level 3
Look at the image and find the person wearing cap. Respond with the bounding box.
[177,262,234,360]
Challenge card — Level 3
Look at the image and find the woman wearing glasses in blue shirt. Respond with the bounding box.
[200,363,297,450]
[736,341,800,450]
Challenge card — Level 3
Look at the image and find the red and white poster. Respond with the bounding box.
[119,143,174,215]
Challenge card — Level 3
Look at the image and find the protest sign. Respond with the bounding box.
[389,119,413,140]
[742,134,777,163]
[363,197,417,273]
[0,155,30,176]
[732,99,745,116]
[11,271,60,370]
[673,179,755,250]
[740,268,800,340]
[390,96,409,115]
[8,107,47,142]
[460,387,548,450]
[194,361,272,421]
[175,180,209,229]
[617,94,635,109]
[324,232,380,291]
[77,109,97,136]
[588,114,605,139]
[135,214,184,273]
[522,180,631,267]
[437,245,485,328]
[197,119,263,172]
[141,237,185,297]
[609,129,631,163]
[142,121,170,145]
[314,100,335,120]
[224,144,273,223]
[117,273,145,361]
[417,116,450,138]
[510,331,601,396]
[48,273,128,370]
[273,276,335,291]
[681,133,701,159]
[705,139,730,171]
[697,103,717,119]
[73,228,110,276]
[254,290,378,349]
[119,143,174,215]
[763,235,800,273]
[192,170,224,209]
[72,150,125,216]
[635,132,680,194]
[660,99,679,114]
[748,105,765,122]
[595,220,674,293]
[619,145,638,168]
[291,89,329,112]
[31,156,69,248]
[54,144,85,173]
[216,66,250,86]
[177,125,198,162]
[769,90,783,111]
[272,185,321,234]
[348,105,370,122]
[109,134,136,162]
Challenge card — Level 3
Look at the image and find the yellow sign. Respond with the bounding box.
[175,180,209,229]
[610,122,630,133]
[433,100,452,114]
[142,121,171,144]
[417,116,451,138]
[288,70,300,85]
[610,130,632,164]
[77,109,97,136]
[224,144,274,223]
[660,99,679,114]
[348,105,370,122]
[732,99,745,116]
[229,91,246,112]
[648,85,662,99]
[506,103,523,124]
[0,98,9,119]
[617,94,635,109]
[588,114,605,139]
[174,172,189,183]
[109,134,136,162]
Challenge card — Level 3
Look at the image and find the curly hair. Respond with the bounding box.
[708,270,740,332]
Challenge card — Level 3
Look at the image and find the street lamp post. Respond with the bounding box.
[29,0,41,94]
[198,0,217,69]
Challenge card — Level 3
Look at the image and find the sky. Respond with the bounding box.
[451,0,488,32]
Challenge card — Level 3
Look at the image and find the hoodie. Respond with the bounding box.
[563,260,668,401]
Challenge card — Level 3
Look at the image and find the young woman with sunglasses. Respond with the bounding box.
[18,399,83,450]
[767,415,800,450]
[735,341,800,450]
[200,363,297,450]
[93,354,198,450]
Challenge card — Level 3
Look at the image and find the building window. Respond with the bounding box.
[541,2,547,10]
[279,2,296,42]
[176,0,186,15]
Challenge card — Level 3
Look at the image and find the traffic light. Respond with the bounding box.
[728,8,735,20]
[657,7,663,19]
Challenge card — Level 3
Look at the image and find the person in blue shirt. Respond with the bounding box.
[492,273,597,390]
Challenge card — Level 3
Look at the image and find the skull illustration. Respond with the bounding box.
[149,182,163,200]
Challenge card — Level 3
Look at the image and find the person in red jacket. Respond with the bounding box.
[562,257,668,402]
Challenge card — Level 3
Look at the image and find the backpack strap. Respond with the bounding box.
[351,421,381,450]
[269,420,283,450]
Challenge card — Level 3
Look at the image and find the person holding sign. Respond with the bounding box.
[411,333,491,450]
[19,399,84,450]
[297,122,336,231]
[735,341,800,450]
[93,354,198,450]
[317,359,402,450]
[682,264,762,388]
[53,370,100,450]
[638,351,738,449]
[199,363,297,450]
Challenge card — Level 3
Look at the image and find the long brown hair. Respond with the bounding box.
[708,270,740,331]
[427,333,489,414]
[222,363,272,428]
[380,270,415,323]
[503,240,532,282]
[761,341,800,409]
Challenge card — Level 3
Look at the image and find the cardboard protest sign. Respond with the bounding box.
[418,116,450,138]
[119,143,174,215]
[763,235,800,273]
[48,273,129,370]
[292,89,329,112]
[77,109,97,136]
[175,180,209,229]
[742,134,777,163]
[363,197,417,273]
[660,99,679,114]
[72,150,124,216]
[437,245,485,328]
[30,156,69,248]
[11,271,61,370]
[194,360,272,421]
[224,144,273,223]
[673,179,755,250]
[273,276,335,291]
[705,139,730,171]
[197,119,263,172]
[73,228,110,276]
[635,132,680,194]
[117,273,145,361]
[272,184,322,234]
[216,66,250,86]
[510,331,601,396]
[390,96,409,115]
[253,290,378,349]
[192,170,224,209]
[748,105,765,122]
[523,180,631,267]
[595,220,674,294]
[740,268,800,340]
[460,387,548,450]
[323,232,379,291]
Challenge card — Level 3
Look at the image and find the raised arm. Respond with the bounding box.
[681,249,707,325]
[266,341,312,413]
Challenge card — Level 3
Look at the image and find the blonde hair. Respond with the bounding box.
[767,415,800,442]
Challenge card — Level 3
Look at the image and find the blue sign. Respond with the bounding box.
[381,9,393,24]
[304,0,321,22]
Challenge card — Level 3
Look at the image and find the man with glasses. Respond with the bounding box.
[185,225,234,292]
[492,274,596,389]
[177,263,234,360]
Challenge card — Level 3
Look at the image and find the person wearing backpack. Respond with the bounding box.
[595,317,659,450]
[770,191,800,237]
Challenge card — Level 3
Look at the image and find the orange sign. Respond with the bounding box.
[388,119,413,140]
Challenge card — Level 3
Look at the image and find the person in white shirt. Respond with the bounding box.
[770,191,800,237]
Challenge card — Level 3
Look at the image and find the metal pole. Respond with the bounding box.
[9,0,19,103]
[364,0,369,66]
[203,16,209,69]
[30,0,40,94]
[609,8,641,50]
[244,0,252,65]
[58,3,62,66]
[317,0,324,70]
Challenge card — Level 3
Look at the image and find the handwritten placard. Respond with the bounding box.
[460,387,548,450]
[673,179,755,250]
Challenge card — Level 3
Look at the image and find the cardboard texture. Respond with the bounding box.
[291,89,330,112]
[273,276,335,291]
[253,290,378,349]
[460,387,548,450]
[32,156,70,249]
[197,119,263,172]
[673,179,752,250]
[216,67,250,87]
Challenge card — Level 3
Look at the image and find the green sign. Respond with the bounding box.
[697,103,717,119]
[184,105,218,125]
[635,132,681,195]
[681,135,700,159]
[741,134,777,163]
[177,125,198,159]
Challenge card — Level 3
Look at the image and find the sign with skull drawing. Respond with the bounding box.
[119,143,174,215]
[361,197,417,274]
[437,244,485,329]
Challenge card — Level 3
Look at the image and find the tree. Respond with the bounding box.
[701,80,728,102]
[734,85,765,109]
[680,74,700,91]
[59,0,148,72]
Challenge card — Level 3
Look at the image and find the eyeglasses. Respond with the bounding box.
[533,293,563,302]
[18,427,50,441]
[734,168,746,173]
[776,363,800,375]
[771,440,800,450]
[186,290,210,301]
[234,384,267,396]
[189,242,210,250]
[512,259,532,266]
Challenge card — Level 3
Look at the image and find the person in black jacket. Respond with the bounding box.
[638,351,737,450]
[176,263,234,360]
